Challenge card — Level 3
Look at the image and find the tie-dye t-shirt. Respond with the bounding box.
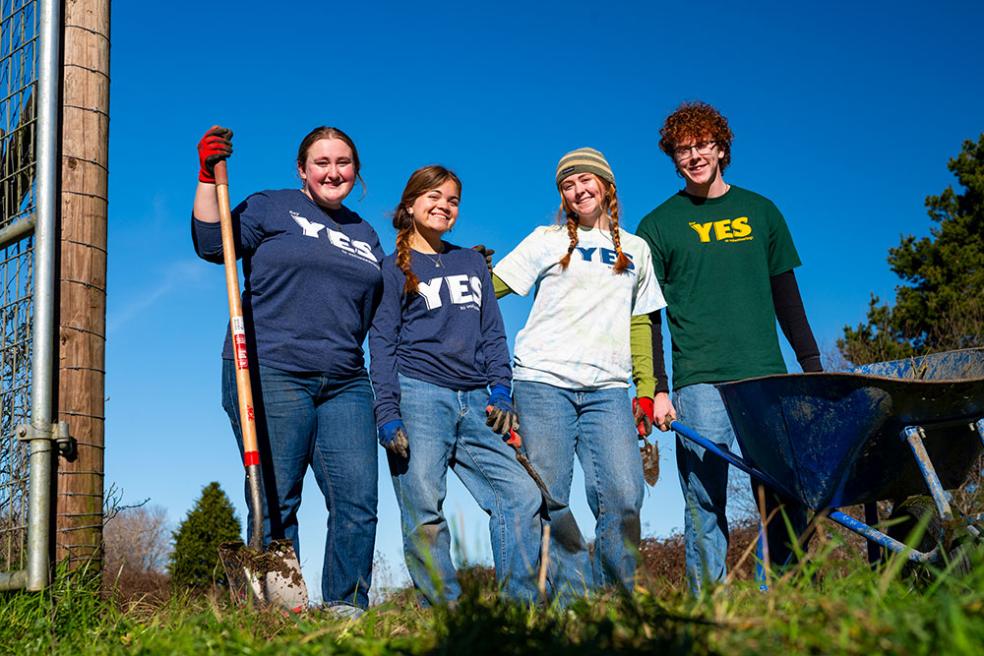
[494,224,666,390]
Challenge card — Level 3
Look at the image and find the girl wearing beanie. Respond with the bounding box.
[368,165,543,606]
[492,148,666,599]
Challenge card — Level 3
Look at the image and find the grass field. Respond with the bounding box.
[3,529,983,656]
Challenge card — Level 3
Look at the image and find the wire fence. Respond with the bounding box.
[0,0,37,573]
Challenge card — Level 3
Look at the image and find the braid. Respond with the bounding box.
[558,202,579,270]
[392,164,461,295]
[394,210,420,295]
[607,184,631,274]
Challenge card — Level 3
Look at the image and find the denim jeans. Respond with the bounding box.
[674,383,807,594]
[390,375,543,605]
[513,381,644,598]
[221,359,378,608]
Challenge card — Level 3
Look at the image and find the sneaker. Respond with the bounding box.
[325,603,365,620]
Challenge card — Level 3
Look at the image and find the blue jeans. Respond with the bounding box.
[221,360,378,608]
[674,383,807,594]
[390,375,543,605]
[513,381,643,597]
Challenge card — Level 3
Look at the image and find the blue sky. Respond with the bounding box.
[105,1,983,598]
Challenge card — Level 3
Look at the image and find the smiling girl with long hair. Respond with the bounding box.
[369,165,542,605]
[492,148,666,599]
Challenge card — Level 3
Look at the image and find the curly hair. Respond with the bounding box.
[658,101,734,171]
[392,165,462,295]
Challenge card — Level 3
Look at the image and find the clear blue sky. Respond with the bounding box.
[105,1,983,598]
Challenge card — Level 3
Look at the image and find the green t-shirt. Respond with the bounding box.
[636,185,801,389]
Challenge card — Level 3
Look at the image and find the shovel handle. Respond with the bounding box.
[215,160,264,548]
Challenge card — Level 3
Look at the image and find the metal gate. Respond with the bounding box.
[0,0,60,591]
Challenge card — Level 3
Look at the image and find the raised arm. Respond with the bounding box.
[192,126,233,223]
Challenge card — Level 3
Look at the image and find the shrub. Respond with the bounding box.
[167,482,241,590]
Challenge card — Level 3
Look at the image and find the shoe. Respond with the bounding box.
[325,603,365,620]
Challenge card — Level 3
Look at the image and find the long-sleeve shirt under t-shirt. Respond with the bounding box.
[369,244,512,426]
[191,188,384,376]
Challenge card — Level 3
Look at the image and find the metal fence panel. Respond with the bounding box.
[0,0,37,576]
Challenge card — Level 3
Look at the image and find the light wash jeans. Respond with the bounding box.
[674,383,807,594]
[222,360,377,608]
[390,374,543,605]
[513,380,644,599]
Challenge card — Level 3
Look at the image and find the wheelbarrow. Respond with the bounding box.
[671,347,984,569]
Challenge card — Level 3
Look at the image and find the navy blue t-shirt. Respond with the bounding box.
[192,189,384,376]
[368,244,512,426]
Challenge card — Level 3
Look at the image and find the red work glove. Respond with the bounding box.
[632,397,654,437]
[197,125,233,183]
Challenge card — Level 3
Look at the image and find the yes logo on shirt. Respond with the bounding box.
[289,211,378,264]
[417,275,483,311]
[575,246,635,270]
[689,217,753,244]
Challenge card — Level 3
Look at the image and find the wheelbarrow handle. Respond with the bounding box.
[669,419,791,496]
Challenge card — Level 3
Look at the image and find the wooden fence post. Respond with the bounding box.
[55,0,110,569]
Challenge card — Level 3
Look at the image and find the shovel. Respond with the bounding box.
[211,159,309,611]
[632,398,660,487]
[505,429,586,555]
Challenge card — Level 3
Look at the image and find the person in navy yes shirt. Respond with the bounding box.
[369,165,542,605]
[192,126,382,611]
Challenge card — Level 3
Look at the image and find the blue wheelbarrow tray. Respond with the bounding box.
[715,347,984,512]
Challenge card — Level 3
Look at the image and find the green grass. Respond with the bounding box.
[2,544,983,655]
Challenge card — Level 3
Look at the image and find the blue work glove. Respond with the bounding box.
[485,384,519,436]
[378,419,409,459]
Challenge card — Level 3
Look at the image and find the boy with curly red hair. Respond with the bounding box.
[636,101,822,593]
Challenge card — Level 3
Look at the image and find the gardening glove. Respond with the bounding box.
[632,396,654,437]
[471,244,495,274]
[378,419,409,459]
[485,384,519,436]
[197,125,233,183]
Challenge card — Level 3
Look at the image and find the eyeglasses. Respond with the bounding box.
[672,141,717,161]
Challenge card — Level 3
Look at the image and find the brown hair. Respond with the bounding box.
[392,165,462,294]
[557,175,630,274]
[658,101,734,172]
[296,126,366,192]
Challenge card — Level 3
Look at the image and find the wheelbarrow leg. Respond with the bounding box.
[901,426,954,521]
[976,418,984,446]
[755,484,770,592]
[864,502,882,566]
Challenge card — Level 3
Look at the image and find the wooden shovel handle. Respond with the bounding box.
[214,160,264,548]
[214,161,258,458]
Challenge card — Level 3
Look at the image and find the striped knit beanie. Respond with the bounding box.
[555,147,615,187]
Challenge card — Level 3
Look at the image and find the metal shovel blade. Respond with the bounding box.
[219,539,309,611]
[640,438,660,487]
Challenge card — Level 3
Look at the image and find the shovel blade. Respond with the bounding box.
[219,540,309,611]
[640,439,660,487]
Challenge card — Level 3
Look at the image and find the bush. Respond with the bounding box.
[168,482,242,590]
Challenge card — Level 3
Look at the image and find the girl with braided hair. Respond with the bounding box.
[492,148,666,598]
[368,165,542,606]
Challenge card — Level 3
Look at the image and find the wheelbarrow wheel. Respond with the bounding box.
[887,495,943,554]
[887,495,972,576]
